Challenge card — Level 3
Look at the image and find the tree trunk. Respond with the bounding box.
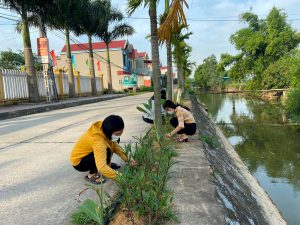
[149,0,163,134]
[177,63,182,88]
[65,28,75,97]
[88,35,97,96]
[38,16,47,38]
[22,11,39,103]
[166,41,173,100]
[105,43,113,94]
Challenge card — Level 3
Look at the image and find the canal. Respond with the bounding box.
[197,93,300,225]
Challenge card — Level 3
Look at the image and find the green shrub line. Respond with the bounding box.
[116,126,179,225]
[70,124,179,225]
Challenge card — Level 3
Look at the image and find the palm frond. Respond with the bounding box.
[157,0,189,42]
[110,23,135,41]
[127,0,144,15]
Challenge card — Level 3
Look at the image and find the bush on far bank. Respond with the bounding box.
[286,85,300,122]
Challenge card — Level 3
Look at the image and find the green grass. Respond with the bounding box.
[200,135,221,149]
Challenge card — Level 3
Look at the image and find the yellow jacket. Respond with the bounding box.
[70,121,128,179]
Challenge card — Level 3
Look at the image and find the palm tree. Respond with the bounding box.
[97,2,134,94]
[49,0,85,98]
[128,0,164,133]
[172,30,192,90]
[158,0,189,100]
[2,0,39,102]
[74,0,107,96]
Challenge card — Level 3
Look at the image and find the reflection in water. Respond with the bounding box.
[198,93,300,225]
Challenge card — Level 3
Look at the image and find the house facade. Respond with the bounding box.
[55,40,152,91]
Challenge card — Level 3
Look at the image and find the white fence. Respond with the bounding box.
[0,69,102,101]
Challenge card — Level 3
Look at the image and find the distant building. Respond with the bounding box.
[55,40,152,91]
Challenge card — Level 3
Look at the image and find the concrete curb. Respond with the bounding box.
[0,94,126,121]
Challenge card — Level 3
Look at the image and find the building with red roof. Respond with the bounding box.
[55,40,153,90]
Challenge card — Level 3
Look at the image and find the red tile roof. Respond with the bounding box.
[117,70,131,75]
[160,66,168,70]
[61,40,127,52]
[129,49,137,59]
[138,52,147,58]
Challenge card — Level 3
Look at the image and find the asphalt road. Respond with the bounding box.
[0,93,152,225]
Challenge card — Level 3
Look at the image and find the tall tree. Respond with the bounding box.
[0,50,24,69]
[194,54,221,90]
[128,0,163,133]
[172,29,192,90]
[228,7,300,89]
[74,0,107,96]
[97,2,134,94]
[158,0,189,100]
[49,0,85,98]
[2,0,39,102]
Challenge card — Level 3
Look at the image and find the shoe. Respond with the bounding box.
[177,138,188,142]
[111,163,121,169]
[84,175,105,185]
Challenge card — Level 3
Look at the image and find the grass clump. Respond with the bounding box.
[200,135,221,149]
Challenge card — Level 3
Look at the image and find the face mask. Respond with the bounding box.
[111,134,121,142]
[167,110,174,115]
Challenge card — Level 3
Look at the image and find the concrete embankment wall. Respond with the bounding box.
[190,95,287,225]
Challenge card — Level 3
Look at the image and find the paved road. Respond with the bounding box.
[0,93,152,225]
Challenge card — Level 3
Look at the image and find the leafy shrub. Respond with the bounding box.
[286,86,300,122]
[116,128,179,225]
[139,86,154,92]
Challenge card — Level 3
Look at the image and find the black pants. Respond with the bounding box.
[73,138,120,174]
[73,148,113,174]
[170,117,197,135]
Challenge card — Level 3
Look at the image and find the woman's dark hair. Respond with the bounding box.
[163,100,190,111]
[102,115,124,139]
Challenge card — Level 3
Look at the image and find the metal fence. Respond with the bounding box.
[0,69,102,101]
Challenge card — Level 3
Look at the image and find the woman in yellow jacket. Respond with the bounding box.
[70,115,135,184]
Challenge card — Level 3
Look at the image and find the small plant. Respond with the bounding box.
[200,135,221,149]
[71,183,115,225]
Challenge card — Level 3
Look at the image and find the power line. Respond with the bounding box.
[125,16,300,22]
[0,12,20,19]
[0,14,18,22]
[52,30,126,71]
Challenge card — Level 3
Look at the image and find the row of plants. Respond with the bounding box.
[71,123,178,225]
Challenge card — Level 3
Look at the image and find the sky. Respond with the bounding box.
[0,0,300,73]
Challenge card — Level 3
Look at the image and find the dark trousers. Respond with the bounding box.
[170,117,197,135]
[73,148,113,174]
[73,138,120,174]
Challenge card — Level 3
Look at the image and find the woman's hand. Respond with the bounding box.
[166,133,172,138]
[130,159,137,167]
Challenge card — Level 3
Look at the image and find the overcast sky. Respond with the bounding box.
[0,0,299,72]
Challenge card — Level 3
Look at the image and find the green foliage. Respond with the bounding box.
[70,210,93,225]
[224,7,300,89]
[194,54,223,90]
[286,86,300,122]
[71,183,114,225]
[116,128,179,225]
[139,86,154,92]
[0,50,24,69]
[200,135,221,149]
[261,51,300,89]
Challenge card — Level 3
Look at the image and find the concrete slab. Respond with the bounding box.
[167,135,225,225]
